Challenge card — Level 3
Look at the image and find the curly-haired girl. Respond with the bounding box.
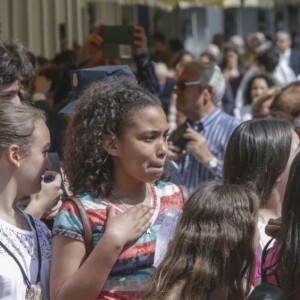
[50,79,184,299]
[143,181,259,300]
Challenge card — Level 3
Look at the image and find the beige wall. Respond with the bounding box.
[0,0,123,58]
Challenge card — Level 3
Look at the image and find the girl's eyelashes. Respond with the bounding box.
[164,132,170,141]
[144,135,155,142]
[142,130,170,142]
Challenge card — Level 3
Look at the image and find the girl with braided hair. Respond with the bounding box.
[50,79,184,299]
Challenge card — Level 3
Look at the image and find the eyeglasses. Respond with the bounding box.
[174,80,205,90]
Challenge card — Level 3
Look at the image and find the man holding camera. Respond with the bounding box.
[169,62,239,193]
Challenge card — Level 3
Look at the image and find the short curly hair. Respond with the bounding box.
[0,40,35,88]
[64,79,162,197]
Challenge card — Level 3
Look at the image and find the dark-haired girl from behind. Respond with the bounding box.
[264,151,300,299]
[144,181,259,300]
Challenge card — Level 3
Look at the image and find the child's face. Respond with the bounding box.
[113,105,168,184]
[251,78,269,101]
[18,120,51,196]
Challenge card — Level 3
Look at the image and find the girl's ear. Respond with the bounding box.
[102,134,119,156]
[6,145,22,167]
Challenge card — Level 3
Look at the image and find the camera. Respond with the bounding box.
[43,175,55,183]
[169,122,203,153]
[168,123,190,153]
[101,25,134,59]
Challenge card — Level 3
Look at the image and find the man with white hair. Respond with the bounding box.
[229,35,245,55]
[169,62,239,193]
[275,31,300,84]
[204,44,221,63]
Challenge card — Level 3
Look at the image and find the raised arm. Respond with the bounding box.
[133,24,159,95]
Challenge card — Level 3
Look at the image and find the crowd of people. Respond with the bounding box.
[0,23,300,300]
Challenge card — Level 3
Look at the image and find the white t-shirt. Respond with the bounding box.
[0,211,51,300]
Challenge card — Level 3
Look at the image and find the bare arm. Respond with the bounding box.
[50,204,153,300]
[133,24,160,95]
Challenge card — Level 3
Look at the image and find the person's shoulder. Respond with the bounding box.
[22,212,51,238]
[155,181,185,207]
[155,181,179,192]
[216,108,240,127]
[267,242,281,260]
[63,192,106,211]
[291,48,300,55]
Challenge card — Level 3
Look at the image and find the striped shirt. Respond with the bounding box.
[52,181,184,300]
[177,107,239,194]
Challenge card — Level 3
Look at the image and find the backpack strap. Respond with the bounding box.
[65,196,93,256]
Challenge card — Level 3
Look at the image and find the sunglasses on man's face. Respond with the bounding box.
[174,80,205,90]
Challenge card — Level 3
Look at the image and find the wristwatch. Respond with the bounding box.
[208,157,218,170]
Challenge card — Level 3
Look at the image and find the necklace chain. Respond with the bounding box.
[109,184,156,235]
[110,184,152,210]
[116,198,130,210]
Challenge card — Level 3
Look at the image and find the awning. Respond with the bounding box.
[90,0,276,10]
[274,0,300,4]
[111,0,225,9]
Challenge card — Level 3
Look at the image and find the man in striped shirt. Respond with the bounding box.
[169,62,239,193]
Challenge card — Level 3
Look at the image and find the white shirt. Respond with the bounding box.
[257,220,274,251]
[0,212,51,300]
[274,48,297,85]
[281,48,291,64]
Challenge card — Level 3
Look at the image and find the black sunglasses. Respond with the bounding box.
[174,80,205,90]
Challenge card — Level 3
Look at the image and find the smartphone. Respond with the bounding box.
[168,123,190,153]
[101,25,134,44]
[101,25,134,59]
[103,43,132,59]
